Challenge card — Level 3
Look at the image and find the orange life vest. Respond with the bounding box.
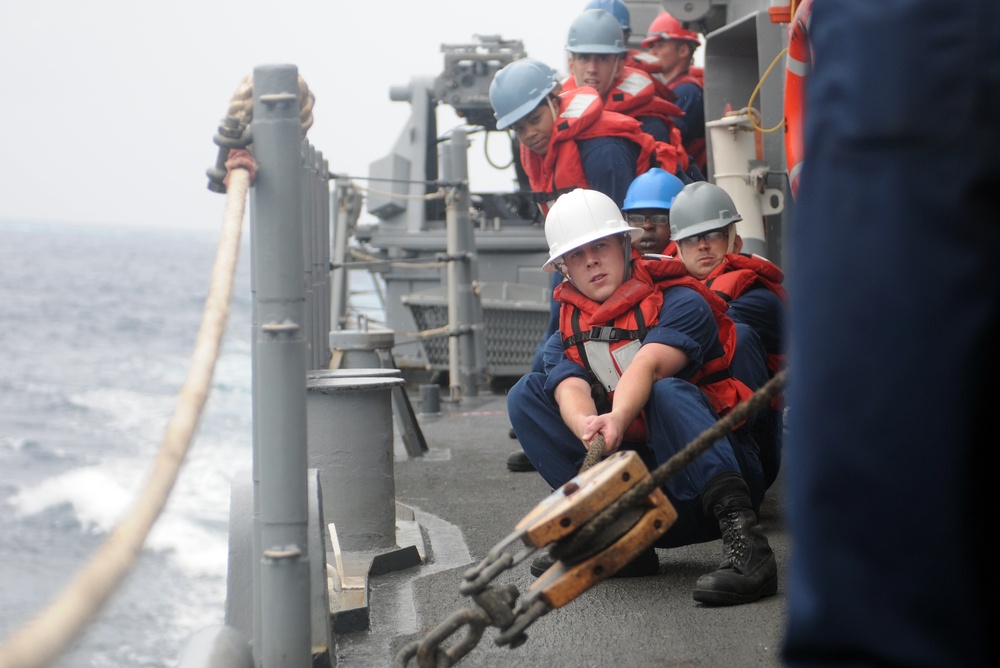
[556,254,753,441]
[703,254,787,375]
[625,49,677,102]
[519,87,660,215]
[667,69,707,171]
[562,68,689,173]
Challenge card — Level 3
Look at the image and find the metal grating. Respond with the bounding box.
[403,282,550,376]
[407,304,549,372]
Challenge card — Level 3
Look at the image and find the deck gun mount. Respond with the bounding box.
[434,35,525,130]
[352,35,551,378]
[365,35,532,231]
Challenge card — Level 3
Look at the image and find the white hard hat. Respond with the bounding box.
[543,189,641,272]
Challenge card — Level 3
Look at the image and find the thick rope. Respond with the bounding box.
[560,369,788,557]
[226,72,315,135]
[579,434,605,473]
[0,170,249,668]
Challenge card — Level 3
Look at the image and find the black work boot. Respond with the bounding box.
[692,475,778,606]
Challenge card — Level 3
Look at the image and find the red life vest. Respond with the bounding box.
[519,87,661,215]
[563,69,689,173]
[556,254,754,441]
[670,68,705,90]
[625,50,677,102]
[667,69,707,171]
[703,254,787,375]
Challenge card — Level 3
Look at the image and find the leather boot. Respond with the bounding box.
[692,475,778,606]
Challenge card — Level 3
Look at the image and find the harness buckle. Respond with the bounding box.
[589,326,617,341]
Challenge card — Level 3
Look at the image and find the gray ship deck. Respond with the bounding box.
[337,387,788,667]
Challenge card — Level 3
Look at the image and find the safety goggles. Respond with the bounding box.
[625,213,670,227]
[677,229,729,247]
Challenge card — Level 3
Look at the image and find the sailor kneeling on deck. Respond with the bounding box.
[507,188,777,605]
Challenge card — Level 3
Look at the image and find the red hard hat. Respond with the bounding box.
[641,12,700,48]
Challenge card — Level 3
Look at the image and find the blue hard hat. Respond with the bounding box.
[566,9,627,55]
[584,0,630,32]
[622,168,685,211]
[489,58,559,130]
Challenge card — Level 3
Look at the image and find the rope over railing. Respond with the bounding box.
[0,169,250,668]
[0,71,317,668]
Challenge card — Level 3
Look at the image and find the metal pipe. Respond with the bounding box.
[330,177,351,331]
[441,129,482,398]
[317,151,331,364]
[249,64,311,668]
[439,139,461,401]
[301,142,317,369]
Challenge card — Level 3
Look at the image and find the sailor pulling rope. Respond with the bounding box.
[395,369,786,667]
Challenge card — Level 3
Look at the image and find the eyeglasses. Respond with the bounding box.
[625,213,670,227]
[677,229,729,247]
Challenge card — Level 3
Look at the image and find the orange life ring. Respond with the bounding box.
[784,0,813,198]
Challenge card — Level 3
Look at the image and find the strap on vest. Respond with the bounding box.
[696,368,732,386]
[562,304,648,347]
[562,325,640,347]
[565,308,613,413]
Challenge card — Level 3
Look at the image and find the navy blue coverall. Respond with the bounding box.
[509,282,764,548]
[783,1,1000,665]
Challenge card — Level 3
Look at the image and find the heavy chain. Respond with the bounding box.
[392,449,663,667]
[392,579,549,668]
[393,370,787,667]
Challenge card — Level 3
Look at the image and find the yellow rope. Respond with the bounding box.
[746,46,789,134]
[0,170,249,668]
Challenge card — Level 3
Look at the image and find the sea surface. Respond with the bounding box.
[0,220,334,666]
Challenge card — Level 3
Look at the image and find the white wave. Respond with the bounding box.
[69,388,174,438]
[9,453,237,580]
[11,466,131,532]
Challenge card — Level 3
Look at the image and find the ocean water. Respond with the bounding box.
[0,221,254,666]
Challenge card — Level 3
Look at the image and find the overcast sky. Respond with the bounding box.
[1,1,650,231]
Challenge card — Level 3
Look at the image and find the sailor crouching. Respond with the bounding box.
[507,188,777,605]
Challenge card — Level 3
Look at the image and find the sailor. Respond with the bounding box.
[669,181,786,489]
[489,56,662,215]
[507,188,778,604]
[670,183,786,376]
[620,167,685,256]
[784,0,999,663]
[490,57,668,468]
[582,0,668,85]
[641,12,707,174]
[562,8,704,183]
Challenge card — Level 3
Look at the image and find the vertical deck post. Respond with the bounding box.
[329,177,352,332]
[301,143,317,369]
[250,64,311,667]
[316,150,331,365]
[440,128,483,399]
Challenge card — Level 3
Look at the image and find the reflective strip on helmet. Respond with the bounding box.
[617,72,652,97]
[561,93,599,119]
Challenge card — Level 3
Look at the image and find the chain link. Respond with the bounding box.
[393,371,788,667]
